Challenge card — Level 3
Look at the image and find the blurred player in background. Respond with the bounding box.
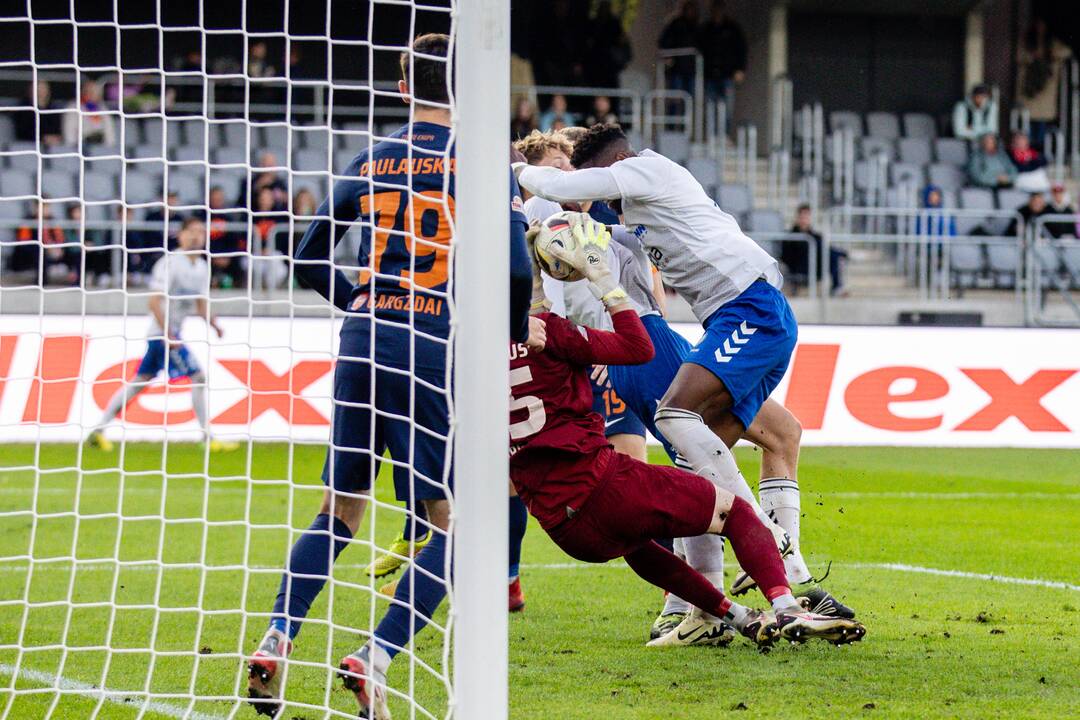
[86,217,238,453]
[512,214,865,648]
[246,33,535,719]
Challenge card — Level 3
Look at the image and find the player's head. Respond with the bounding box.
[514,130,573,170]
[557,126,588,147]
[177,216,206,251]
[399,33,451,109]
[570,123,634,170]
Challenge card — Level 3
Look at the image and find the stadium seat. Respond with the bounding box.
[42,151,79,175]
[292,175,327,199]
[260,125,289,150]
[1062,246,1080,288]
[83,143,117,157]
[207,167,247,207]
[927,163,966,193]
[0,199,25,242]
[986,243,1020,287]
[214,146,248,166]
[41,169,76,199]
[949,242,984,290]
[686,157,720,195]
[745,209,784,234]
[957,187,995,234]
[898,137,933,165]
[127,159,165,182]
[0,169,35,197]
[173,145,206,163]
[716,183,752,220]
[335,148,357,173]
[295,127,331,153]
[222,122,249,149]
[0,115,14,145]
[131,144,165,160]
[934,137,969,166]
[902,112,937,139]
[860,136,895,160]
[657,132,690,164]
[173,119,207,153]
[169,172,205,205]
[142,117,165,149]
[5,141,39,172]
[866,112,900,140]
[292,149,327,172]
[124,171,162,204]
[829,110,862,135]
[854,159,888,196]
[1033,244,1062,288]
[890,162,925,188]
[996,188,1030,215]
[84,171,118,202]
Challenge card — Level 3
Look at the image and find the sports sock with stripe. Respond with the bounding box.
[759,477,813,584]
[508,495,528,580]
[374,530,448,660]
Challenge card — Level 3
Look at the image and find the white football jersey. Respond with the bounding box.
[147,252,210,338]
[522,196,658,331]
[516,151,782,322]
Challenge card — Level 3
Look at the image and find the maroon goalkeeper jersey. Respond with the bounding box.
[509,309,654,530]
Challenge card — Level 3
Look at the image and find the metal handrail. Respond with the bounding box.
[655,47,705,141]
[643,89,693,145]
[1028,213,1080,325]
[748,230,818,299]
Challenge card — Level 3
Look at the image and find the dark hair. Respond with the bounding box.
[972,83,990,97]
[570,123,628,169]
[796,203,811,213]
[400,33,451,105]
[180,215,204,231]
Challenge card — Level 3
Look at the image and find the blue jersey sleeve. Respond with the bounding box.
[294,157,367,311]
[509,170,531,343]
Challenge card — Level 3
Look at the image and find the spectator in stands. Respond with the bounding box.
[1006,191,1051,237]
[248,41,277,78]
[784,203,847,296]
[916,185,957,237]
[247,152,288,209]
[967,133,1017,189]
[511,97,538,140]
[539,94,577,132]
[1046,182,1077,238]
[208,185,244,289]
[696,1,747,115]
[584,95,618,127]
[14,199,69,284]
[62,77,116,147]
[584,1,632,89]
[13,81,63,146]
[107,73,171,114]
[659,0,700,97]
[65,203,111,287]
[293,188,318,217]
[1017,17,1073,147]
[952,84,997,141]
[250,186,290,289]
[1008,130,1051,192]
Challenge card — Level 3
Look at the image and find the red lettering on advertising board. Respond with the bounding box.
[92,359,196,425]
[844,366,949,431]
[23,335,88,424]
[783,343,841,430]
[955,369,1074,432]
[212,360,331,425]
[0,335,17,407]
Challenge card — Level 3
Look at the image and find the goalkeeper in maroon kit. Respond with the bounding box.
[510,216,866,647]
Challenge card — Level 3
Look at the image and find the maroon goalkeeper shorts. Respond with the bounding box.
[547,447,716,563]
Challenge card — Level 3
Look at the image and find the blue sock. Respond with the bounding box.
[401,499,430,541]
[373,531,447,660]
[508,495,527,580]
[270,513,352,640]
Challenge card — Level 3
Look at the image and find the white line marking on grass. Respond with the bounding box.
[827,491,1080,500]
[844,563,1080,592]
[0,663,228,720]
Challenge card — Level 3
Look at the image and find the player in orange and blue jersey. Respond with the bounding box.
[246,33,534,719]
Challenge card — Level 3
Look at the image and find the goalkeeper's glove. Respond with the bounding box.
[524,222,551,314]
[570,218,629,309]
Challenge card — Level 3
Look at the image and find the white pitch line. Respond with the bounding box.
[827,491,1080,500]
[0,560,1075,593]
[0,663,228,720]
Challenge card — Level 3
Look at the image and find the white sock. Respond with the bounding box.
[662,538,690,615]
[367,641,392,676]
[96,382,147,430]
[682,534,725,591]
[655,407,773,526]
[722,602,750,628]
[190,374,209,439]
[770,592,800,612]
[760,477,813,584]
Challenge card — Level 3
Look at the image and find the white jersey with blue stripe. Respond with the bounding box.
[516,150,782,323]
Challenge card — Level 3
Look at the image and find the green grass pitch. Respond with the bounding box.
[0,443,1077,719]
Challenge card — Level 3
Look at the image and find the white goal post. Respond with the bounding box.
[0,0,511,718]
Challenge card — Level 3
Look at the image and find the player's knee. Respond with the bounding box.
[189,370,207,385]
[609,433,647,461]
[422,499,451,531]
[709,486,736,533]
[319,489,367,533]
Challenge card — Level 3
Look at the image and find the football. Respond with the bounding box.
[533,212,585,282]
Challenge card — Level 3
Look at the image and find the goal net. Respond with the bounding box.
[0,2,508,718]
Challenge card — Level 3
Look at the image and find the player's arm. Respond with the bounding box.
[195,297,224,338]
[509,170,534,343]
[512,164,622,204]
[293,159,367,311]
[147,293,172,343]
